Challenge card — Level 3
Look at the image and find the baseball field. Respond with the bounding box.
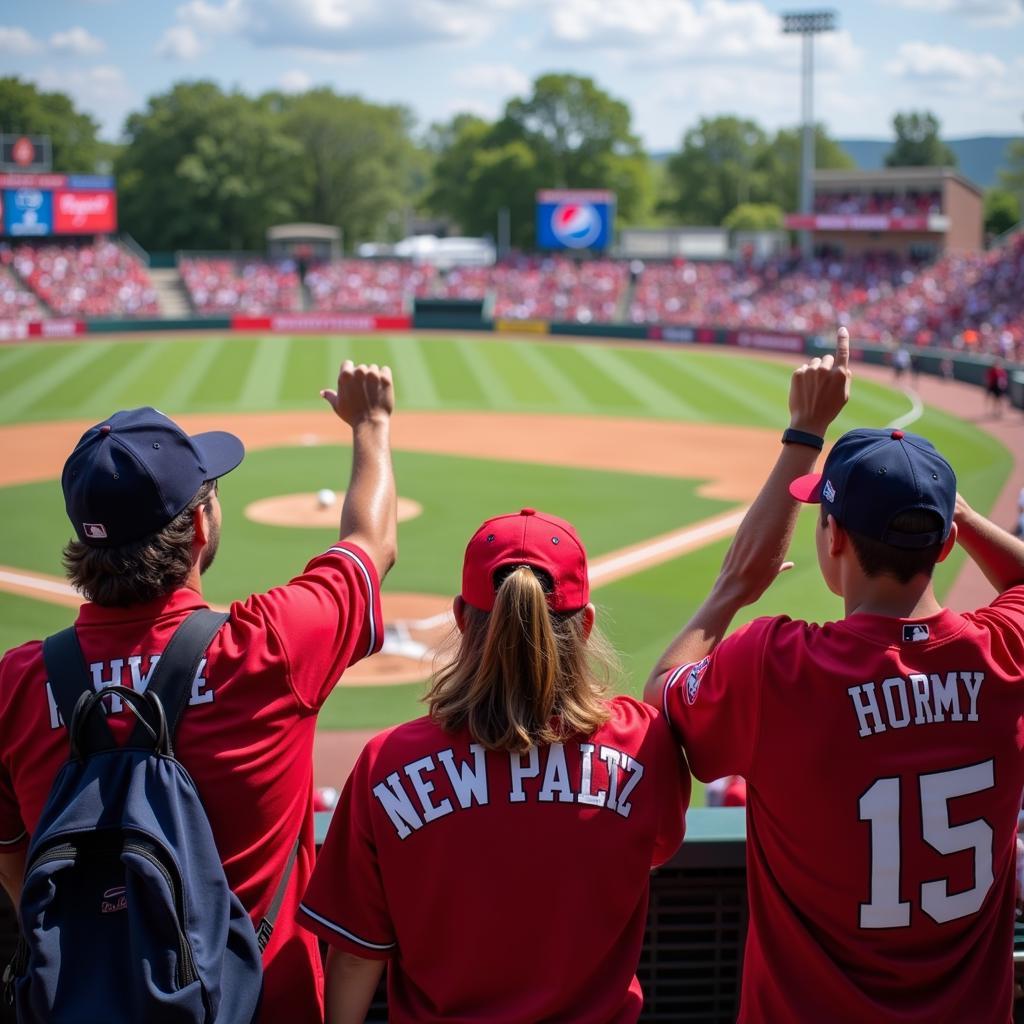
[0,332,1014,801]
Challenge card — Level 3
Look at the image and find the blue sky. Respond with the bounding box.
[3,0,1022,150]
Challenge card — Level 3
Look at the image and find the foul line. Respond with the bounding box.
[886,387,924,431]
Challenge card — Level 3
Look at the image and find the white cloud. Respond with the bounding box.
[886,42,1006,84]
[50,27,106,56]
[452,63,530,96]
[0,26,41,55]
[545,0,862,75]
[169,0,521,53]
[278,68,313,92]
[155,24,204,60]
[33,65,134,137]
[888,0,1023,25]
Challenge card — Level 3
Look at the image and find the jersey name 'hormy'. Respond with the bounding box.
[847,670,983,738]
[372,741,645,840]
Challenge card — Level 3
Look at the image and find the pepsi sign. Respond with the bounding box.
[536,189,615,251]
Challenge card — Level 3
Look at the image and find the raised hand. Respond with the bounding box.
[788,326,852,437]
[321,361,395,427]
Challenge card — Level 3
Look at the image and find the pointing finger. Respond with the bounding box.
[836,326,850,370]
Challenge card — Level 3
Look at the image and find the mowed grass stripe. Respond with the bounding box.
[238,335,290,409]
[513,343,592,412]
[71,339,171,416]
[5,342,114,421]
[421,340,490,407]
[543,343,647,413]
[454,338,518,407]
[0,343,79,413]
[381,335,441,409]
[189,336,261,409]
[157,339,232,414]
[472,341,561,407]
[280,337,328,404]
[582,345,696,419]
[0,344,46,381]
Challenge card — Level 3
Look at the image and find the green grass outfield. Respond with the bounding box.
[0,333,1012,742]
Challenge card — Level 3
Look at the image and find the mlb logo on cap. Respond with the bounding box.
[82,523,108,540]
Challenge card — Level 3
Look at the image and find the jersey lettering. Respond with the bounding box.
[374,742,648,839]
[848,671,984,737]
[44,654,217,731]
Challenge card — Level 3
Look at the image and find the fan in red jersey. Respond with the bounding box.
[646,326,1024,1023]
[300,509,689,1023]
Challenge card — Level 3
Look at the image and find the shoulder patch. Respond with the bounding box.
[684,657,711,706]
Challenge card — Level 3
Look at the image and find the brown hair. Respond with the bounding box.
[823,506,945,584]
[62,482,215,607]
[426,565,616,753]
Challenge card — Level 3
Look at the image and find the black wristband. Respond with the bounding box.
[781,427,824,451]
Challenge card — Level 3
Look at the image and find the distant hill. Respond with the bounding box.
[836,136,1019,189]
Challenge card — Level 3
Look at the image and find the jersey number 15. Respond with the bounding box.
[859,760,995,929]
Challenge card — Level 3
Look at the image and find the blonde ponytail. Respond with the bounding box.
[427,566,616,752]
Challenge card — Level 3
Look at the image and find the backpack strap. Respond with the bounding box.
[256,834,302,953]
[128,609,229,749]
[42,626,116,754]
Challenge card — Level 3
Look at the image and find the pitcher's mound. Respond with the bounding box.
[246,492,423,529]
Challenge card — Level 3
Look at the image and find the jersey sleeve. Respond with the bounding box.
[0,651,30,850]
[298,743,396,960]
[0,764,27,851]
[659,616,778,784]
[651,716,690,868]
[962,584,1024,663]
[236,542,385,710]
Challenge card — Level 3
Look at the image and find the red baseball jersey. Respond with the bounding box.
[0,542,383,1024]
[660,586,1024,1024]
[299,696,689,1023]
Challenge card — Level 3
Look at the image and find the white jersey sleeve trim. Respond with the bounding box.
[0,830,26,847]
[299,901,396,951]
[326,546,379,658]
[662,664,691,719]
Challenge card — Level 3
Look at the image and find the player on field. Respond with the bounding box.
[300,509,689,1023]
[646,327,1024,1022]
[0,360,396,1023]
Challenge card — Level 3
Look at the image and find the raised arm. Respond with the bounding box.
[322,361,397,579]
[644,328,852,704]
[954,492,1024,593]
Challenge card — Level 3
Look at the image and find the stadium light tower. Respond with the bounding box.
[782,9,836,258]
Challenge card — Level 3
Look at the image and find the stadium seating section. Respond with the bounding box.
[180,257,301,315]
[7,241,159,318]
[0,262,44,320]
[813,190,942,216]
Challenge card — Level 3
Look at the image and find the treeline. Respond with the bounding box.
[2,74,1022,251]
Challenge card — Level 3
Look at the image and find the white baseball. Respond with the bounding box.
[316,488,336,509]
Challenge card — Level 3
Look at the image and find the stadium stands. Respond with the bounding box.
[180,257,301,315]
[305,259,435,314]
[813,190,942,216]
[10,241,159,318]
[0,260,44,320]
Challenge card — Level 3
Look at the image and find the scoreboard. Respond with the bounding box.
[0,173,117,237]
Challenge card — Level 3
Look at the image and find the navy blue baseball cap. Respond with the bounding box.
[62,407,244,547]
[790,428,956,549]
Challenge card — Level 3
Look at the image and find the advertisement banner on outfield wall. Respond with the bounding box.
[733,330,806,353]
[0,319,85,340]
[495,318,550,334]
[231,314,412,332]
[648,325,717,345]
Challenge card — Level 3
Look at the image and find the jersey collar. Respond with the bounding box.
[75,587,209,627]
[838,607,967,647]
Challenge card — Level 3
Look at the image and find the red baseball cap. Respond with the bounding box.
[461,509,590,613]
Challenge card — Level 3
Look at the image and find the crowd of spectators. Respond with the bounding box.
[180,257,301,315]
[9,241,159,318]
[0,260,44,320]
[812,190,942,217]
[305,260,435,314]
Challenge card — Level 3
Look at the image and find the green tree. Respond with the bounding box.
[884,111,957,168]
[116,82,304,250]
[999,117,1024,202]
[722,202,785,232]
[0,76,102,172]
[423,113,492,228]
[983,188,1020,236]
[662,116,771,225]
[275,88,422,245]
[758,126,855,211]
[493,73,650,225]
